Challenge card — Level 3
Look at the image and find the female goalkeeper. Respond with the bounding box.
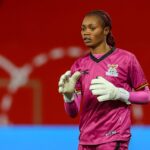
[58,10,150,150]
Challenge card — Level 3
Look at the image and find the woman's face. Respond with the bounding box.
[81,15,108,48]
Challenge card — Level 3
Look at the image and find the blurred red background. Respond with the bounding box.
[0,0,150,125]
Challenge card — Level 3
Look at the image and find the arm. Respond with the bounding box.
[58,70,82,117]
[90,77,150,105]
[129,86,150,104]
[64,93,82,118]
[128,54,150,104]
[90,54,150,105]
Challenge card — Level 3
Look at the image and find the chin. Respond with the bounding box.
[85,43,94,47]
[85,44,96,49]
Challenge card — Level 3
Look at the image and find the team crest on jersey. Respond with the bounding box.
[106,64,118,77]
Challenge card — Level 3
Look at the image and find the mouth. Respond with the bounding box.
[83,37,92,43]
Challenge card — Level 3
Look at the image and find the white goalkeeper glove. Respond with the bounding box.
[90,77,130,104]
[58,70,81,103]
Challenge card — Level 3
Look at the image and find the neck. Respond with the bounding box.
[90,42,111,54]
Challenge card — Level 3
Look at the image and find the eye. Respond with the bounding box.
[81,27,86,31]
[90,26,96,31]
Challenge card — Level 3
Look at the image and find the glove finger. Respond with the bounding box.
[58,86,64,93]
[64,71,71,82]
[91,89,108,96]
[90,84,106,90]
[97,76,114,87]
[96,76,106,80]
[71,71,81,82]
[91,78,106,85]
[58,78,65,86]
[60,74,67,81]
[60,71,71,81]
[97,94,109,102]
[96,76,109,83]
[64,70,71,76]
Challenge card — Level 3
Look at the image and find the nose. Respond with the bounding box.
[84,32,90,36]
[83,29,91,36]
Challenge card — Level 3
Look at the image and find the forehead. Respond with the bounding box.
[82,15,102,26]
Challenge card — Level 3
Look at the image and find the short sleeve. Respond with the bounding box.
[70,59,82,92]
[128,54,149,90]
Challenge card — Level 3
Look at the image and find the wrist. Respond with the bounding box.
[118,88,131,104]
[63,93,75,103]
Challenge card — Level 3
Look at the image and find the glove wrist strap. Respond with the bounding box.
[118,88,131,104]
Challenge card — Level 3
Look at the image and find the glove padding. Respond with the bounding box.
[90,77,130,104]
[58,70,81,102]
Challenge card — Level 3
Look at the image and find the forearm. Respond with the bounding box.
[64,94,81,118]
[128,86,150,104]
[129,90,150,104]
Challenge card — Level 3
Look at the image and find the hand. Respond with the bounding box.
[58,70,81,102]
[90,76,130,104]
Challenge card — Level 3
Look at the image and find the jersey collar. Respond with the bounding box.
[89,47,116,63]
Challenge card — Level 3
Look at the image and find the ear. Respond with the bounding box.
[104,27,110,36]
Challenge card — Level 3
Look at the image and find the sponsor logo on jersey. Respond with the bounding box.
[80,69,89,75]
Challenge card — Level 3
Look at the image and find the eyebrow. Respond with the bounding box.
[81,24,97,27]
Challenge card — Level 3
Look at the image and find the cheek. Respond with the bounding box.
[92,28,104,39]
[93,32,104,41]
[81,31,84,37]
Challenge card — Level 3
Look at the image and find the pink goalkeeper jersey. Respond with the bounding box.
[65,47,148,145]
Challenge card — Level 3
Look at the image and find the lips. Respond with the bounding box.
[83,37,91,43]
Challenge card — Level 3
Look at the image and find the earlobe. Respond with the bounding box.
[104,27,110,36]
